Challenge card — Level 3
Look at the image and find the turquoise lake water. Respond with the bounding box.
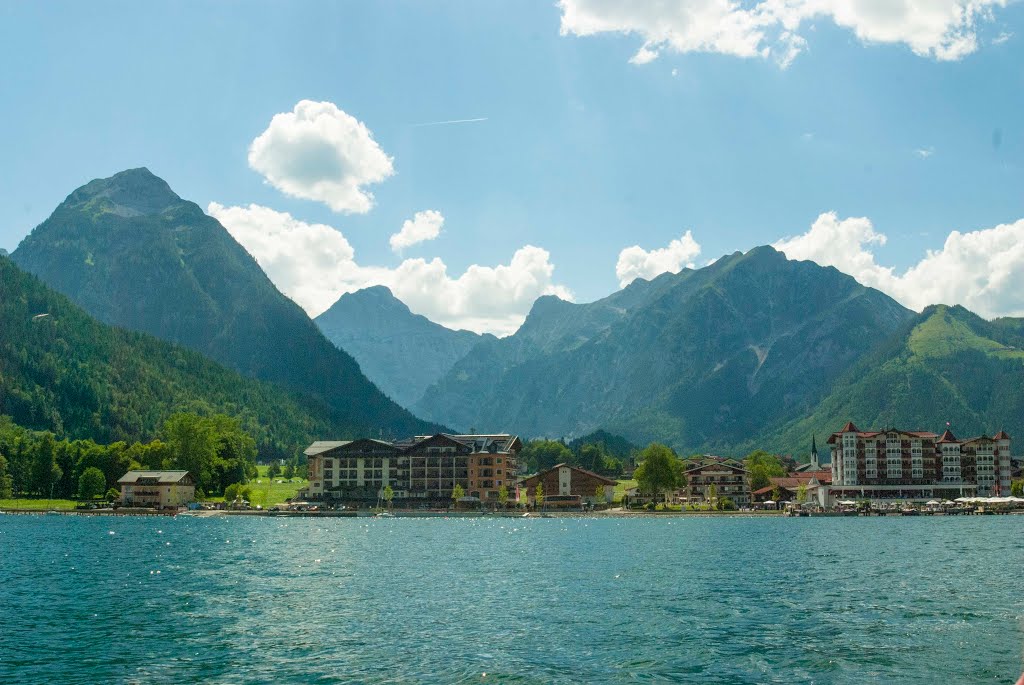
[1,515,1022,684]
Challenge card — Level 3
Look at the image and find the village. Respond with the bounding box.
[46,421,1018,518]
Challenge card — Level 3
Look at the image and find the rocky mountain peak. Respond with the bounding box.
[63,167,183,217]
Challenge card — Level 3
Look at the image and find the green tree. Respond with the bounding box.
[105,487,120,502]
[796,483,808,504]
[267,462,281,479]
[283,460,296,479]
[0,453,12,499]
[224,482,241,503]
[634,443,684,504]
[771,485,782,503]
[452,483,465,503]
[162,413,256,494]
[579,443,608,473]
[745,450,788,491]
[535,483,544,508]
[382,485,394,509]
[497,485,509,509]
[521,440,573,472]
[78,466,106,500]
[706,483,718,507]
[1011,480,1024,497]
[594,482,606,505]
[31,433,61,496]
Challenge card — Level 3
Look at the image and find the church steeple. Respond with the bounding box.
[810,435,819,469]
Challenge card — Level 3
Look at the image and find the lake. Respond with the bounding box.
[1,514,1022,684]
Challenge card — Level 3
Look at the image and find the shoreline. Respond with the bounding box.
[5,507,1020,518]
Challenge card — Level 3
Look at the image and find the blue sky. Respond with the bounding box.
[2,1,1023,334]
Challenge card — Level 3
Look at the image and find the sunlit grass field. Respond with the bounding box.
[0,498,79,511]
[246,465,308,507]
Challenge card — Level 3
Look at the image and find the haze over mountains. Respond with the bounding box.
[315,286,490,408]
[6,168,1023,457]
[11,168,442,441]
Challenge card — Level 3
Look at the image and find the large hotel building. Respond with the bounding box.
[305,433,521,504]
[827,422,1012,501]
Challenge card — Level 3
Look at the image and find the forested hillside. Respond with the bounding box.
[760,305,1024,452]
[0,255,341,453]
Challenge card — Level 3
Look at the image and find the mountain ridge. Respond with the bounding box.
[12,168,443,439]
[415,245,917,452]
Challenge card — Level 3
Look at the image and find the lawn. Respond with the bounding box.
[0,498,79,511]
[613,479,637,504]
[246,465,308,507]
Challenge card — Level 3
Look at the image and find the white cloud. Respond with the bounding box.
[774,212,1024,318]
[390,210,444,252]
[208,203,572,336]
[616,230,702,287]
[248,100,394,214]
[558,0,1008,67]
[915,146,935,158]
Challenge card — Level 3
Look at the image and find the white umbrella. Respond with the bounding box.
[763,500,776,505]
[838,500,857,506]
[926,500,940,506]
[954,497,972,503]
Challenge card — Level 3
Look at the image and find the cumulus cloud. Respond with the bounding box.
[774,212,1024,318]
[616,230,702,287]
[558,0,1008,66]
[208,203,571,336]
[248,100,394,213]
[390,210,444,252]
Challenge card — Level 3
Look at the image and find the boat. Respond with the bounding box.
[375,511,395,518]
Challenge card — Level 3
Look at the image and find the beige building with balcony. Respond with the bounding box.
[118,470,196,509]
[680,458,751,507]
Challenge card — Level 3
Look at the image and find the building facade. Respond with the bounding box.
[118,470,195,509]
[680,458,751,507]
[826,422,1012,503]
[520,463,616,506]
[305,433,521,504]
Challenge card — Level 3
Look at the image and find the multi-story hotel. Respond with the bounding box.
[826,422,1012,502]
[679,457,751,507]
[305,433,521,504]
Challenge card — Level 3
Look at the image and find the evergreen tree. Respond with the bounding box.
[0,453,13,499]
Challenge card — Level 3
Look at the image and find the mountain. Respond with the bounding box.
[0,254,337,448]
[315,286,490,408]
[12,168,441,438]
[762,304,1024,452]
[415,246,916,452]
[567,430,639,460]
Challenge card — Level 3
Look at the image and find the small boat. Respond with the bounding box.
[375,511,395,518]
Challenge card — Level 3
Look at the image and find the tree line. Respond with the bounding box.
[0,412,259,500]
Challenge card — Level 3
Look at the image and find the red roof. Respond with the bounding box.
[839,421,859,433]
[994,430,1011,440]
[937,429,958,443]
